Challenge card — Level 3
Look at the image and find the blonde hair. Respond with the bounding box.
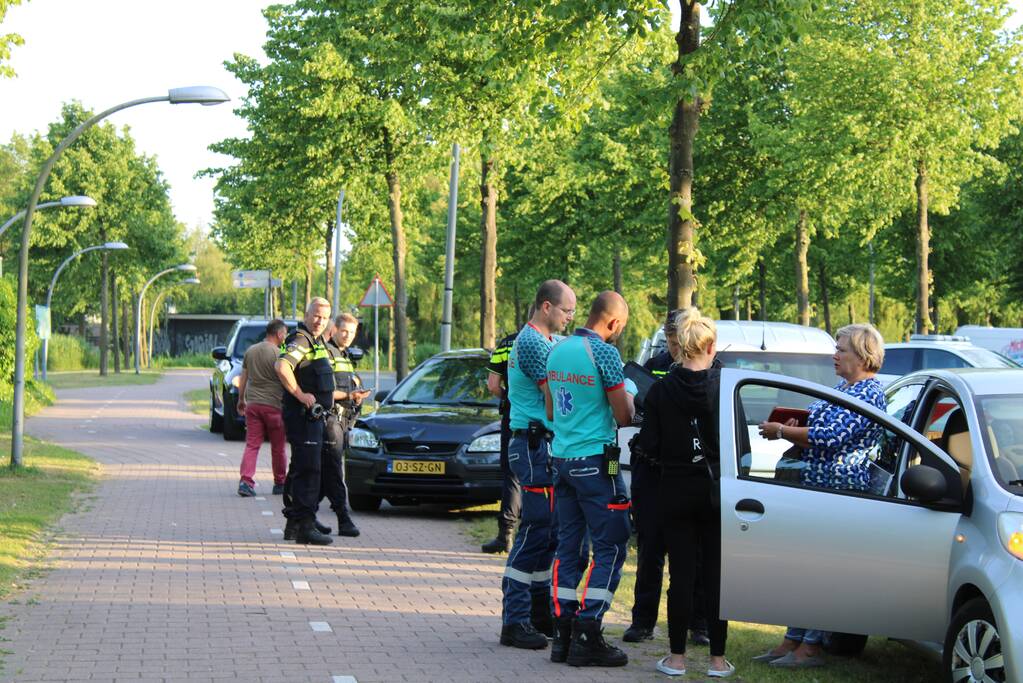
[835,323,885,372]
[675,311,717,360]
[335,312,359,326]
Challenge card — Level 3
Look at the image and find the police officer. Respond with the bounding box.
[624,309,711,645]
[544,291,635,667]
[481,329,521,554]
[322,313,370,537]
[499,280,576,650]
[275,297,335,546]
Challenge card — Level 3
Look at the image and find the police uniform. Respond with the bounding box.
[321,339,361,536]
[279,323,335,539]
[499,323,557,650]
[485,333,521,550]
[546,327,631,666]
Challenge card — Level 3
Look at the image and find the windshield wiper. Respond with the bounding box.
[453,400,496,408]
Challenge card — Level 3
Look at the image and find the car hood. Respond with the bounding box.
[358,403,500,442]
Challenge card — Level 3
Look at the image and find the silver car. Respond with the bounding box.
[718,367,1022,683]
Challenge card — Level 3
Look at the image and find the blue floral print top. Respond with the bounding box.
[801,378,887,491]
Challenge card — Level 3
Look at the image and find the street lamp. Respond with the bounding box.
[9,86,229,468]
[147,276,200,367]
[42,241,130,380]
[135,264,198,374]
[0,196,97,277]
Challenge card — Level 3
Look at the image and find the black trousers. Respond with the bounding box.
[658,475,727,657]
[497,422,521,530]
[320,415,350,514]
[282,407,323,521]
[630,460,707,631]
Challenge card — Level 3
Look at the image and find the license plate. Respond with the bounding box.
[388,460,445,475]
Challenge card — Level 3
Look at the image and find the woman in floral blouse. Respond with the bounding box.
[753,323,887,669]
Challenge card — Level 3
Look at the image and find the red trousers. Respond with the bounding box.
[239,402,288,486]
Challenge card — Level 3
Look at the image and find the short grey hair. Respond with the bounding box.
[836,323,885,373]
[306,297,330,314]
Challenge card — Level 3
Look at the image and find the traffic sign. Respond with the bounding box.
[358,275,394,307]
[232,269,272,289]
[34,305,51,340]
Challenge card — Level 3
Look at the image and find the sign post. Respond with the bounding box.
[358,275,394,400]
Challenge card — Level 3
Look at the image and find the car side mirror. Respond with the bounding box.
[901,465,947,503]
[348,346,365,363]
[374,389,390,404]
[212,346,228,361]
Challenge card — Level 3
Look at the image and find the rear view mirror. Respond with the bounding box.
[375,389,390,404]
[901,465,947,503]
[212,346,228,361]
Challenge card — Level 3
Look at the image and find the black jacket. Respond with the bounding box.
[639,364,721,479]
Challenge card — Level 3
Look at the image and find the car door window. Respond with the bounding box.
[879,348,917,376]
[915,390,972,490]
[737,380,957,502]
[921,349,970,370]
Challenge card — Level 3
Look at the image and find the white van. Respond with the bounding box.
[955,325,1023,364]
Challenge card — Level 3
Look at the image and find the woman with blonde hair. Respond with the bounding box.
[640,312,734,678]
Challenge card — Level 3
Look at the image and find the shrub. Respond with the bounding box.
[0,276,40,390]
[151,352,214,369]
[44,333,100,372]
[413,341,441,367]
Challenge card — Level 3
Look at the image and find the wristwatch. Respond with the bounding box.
[776,425,784,439]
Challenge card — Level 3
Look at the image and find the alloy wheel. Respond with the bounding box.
[950,618,1005,683]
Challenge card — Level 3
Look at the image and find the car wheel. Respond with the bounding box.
[822,632,868,657]
[222,394,245,441]
[943,598,1005,683]
[349,494,382,512]
[209,391,224,433]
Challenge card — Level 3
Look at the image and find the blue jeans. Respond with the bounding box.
[501,435,556,625]
[552,453,630,621]
[785,627,824,645]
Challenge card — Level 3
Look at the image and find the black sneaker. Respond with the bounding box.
[567,619,628,667]
[272,484,285,495]
[500,622,548,650]
[550,616,574,663]
[623,625,655,642]
[237,482,256,497]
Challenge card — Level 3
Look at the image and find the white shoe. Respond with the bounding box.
[708,659,736,677]
[656,655,686,676]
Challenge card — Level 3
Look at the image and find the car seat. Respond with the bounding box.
[939,409,972,493]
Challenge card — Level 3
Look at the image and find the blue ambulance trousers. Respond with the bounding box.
[501,434,557,625]
[553,453,630,621]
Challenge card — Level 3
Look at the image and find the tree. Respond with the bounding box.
[0,0,25,78]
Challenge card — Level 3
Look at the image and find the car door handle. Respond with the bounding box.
[735,498,765,514]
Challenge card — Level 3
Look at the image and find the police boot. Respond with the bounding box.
[314,519,332,535]
[499,622,548,650]
[336,510,360,537]
[295,517,334,546]
[283,517,297,541]
[480,523,513,554]
[530,592,554,638]
[550,615,575,663]
[566,619,628,667]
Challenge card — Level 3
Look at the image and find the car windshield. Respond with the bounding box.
[976,395,1023,493]
[231,323,296,359]
[718,351,838,424]
[960,348,1020,368]
[387,356,498,407]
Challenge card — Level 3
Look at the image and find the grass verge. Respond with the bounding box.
[45,370,161,390]
[184,388,208,416]
[465,515,942,681]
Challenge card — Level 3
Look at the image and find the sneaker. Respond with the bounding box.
[623,625,655,642]
[237,482,256,497]
[272,484,285,495]
[500,622,548,650]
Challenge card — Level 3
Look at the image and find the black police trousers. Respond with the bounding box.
[497,423,521,530]
[320,415,350,513]
[282,406,323,521]
[629,459,707,632]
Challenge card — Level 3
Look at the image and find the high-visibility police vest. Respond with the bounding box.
[279,324,335,409]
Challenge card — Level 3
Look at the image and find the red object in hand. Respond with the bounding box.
[767,407,810,427]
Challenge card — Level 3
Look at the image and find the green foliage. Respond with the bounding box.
[0,275,38,388]
[43,333,99,371]
[0,0,25,79]
[151,353,213,369]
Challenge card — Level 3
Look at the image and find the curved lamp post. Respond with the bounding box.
[9,86,229,468]
[147,277,200,367]
[135,264,198,374]
[0,196,97,277]
[42,241,130,380]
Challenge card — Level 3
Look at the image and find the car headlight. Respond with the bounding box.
[349,427,379,450]
[230,375,240,388]
[998,512,1023,561]
[467,433,501,453]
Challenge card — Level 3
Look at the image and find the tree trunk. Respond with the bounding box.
[666,1,701,310]
[848,301,856,326]
[383,128,409,380]
[758,260,767,321]
[745,297,753,321]
[479,151,497,349]
[613,246,622,295]
[111,274,120,373]
[121,298,132,367]
[819,261,832,336]
[304,256,313,310]
[915,158,930,334]
[100,249,109,375]
[732,284,740,320]
[795,210,810,326]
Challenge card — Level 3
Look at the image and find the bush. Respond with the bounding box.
[0,276,40,390]
[44,333,100,372]
[0,379,55,431]
[151,352,214,369]
[413,341,441,367]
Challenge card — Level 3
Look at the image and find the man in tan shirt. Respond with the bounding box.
[237,319,289,497]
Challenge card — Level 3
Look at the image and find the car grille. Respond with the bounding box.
[382,440,462,457]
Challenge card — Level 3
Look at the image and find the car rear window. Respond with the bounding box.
[880,348,917,376]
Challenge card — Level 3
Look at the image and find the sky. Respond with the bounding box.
[2,0,1023,232]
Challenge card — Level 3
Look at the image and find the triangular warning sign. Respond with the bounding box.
[358,275,394,307]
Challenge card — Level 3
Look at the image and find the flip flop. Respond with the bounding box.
[656,656,686,676]
[708,659,736,678]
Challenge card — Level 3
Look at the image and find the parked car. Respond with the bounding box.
[208,318,299,440]
[344,348,502,511]
[877,334,1019,386]
[955,325,1023,365]
[719,366,1022,682]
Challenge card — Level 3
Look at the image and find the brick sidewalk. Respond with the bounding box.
[0,370,663,682]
